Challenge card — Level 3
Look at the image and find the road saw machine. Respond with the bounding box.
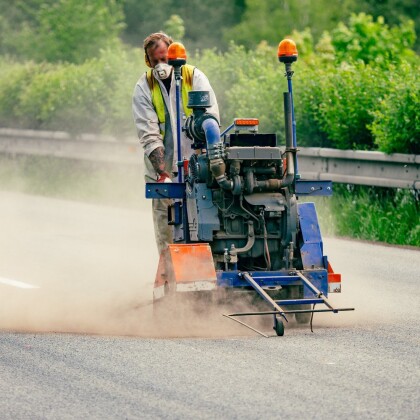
[146,39,354,337]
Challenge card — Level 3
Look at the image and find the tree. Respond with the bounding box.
[0,0,125,63]
[121,0,173,46]
[223,0,357,48]
[360,0,420,52]
[121,0,245,50]
[331,13,416,66]
[163,14,185,41]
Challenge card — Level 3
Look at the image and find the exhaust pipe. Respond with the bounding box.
[202,118,234,191]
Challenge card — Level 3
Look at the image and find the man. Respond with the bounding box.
[132,32,219,254]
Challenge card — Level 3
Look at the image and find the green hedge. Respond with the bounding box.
[195,43,419,153]
[369,62,419,154]
[0,48,145,136]
[324,186,420,247]
[193,42,284,137]
[0,15,419,152]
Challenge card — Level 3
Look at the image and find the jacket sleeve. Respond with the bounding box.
[192,68,220,124]
[132,74,164,157]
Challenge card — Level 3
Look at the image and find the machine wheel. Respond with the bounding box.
[295,304,311,324]
[274,317,285,336]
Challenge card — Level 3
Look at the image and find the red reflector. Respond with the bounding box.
[183,159,189,175]
[328,273,341,283]
[327,262,341,283]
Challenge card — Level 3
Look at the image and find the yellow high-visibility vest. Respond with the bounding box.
[146,64,195,128]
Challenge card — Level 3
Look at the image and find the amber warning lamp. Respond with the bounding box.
[278,38,298,63]
[168,42,187,67]
[234,118,259,133]
[234,118,259,127]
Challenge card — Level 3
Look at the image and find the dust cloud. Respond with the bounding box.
[0,158,401,338]
[0,185,258,339]
[0,282,258,338]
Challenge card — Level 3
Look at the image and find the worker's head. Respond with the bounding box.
[143,32,173,68]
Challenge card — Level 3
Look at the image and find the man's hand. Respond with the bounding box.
[157,172,172,183]
[149,147,171,182]
[149,147,166,174]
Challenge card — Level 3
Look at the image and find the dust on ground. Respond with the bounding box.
[1,185,414,339]
[0,190,266,338]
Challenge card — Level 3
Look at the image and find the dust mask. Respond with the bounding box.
[153,63,172,80]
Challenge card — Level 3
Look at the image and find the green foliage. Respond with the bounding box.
[193,44,248,128]
[224,0,357,49]
[326,185,420,246]
[1,3,419,249]
[331,13,417,66]
[223,42,283,136]
[194,42,283,133]
[296,58,420,151]
[0,7,419,154]
[0,48,145,135]
[35,0,125,63]
[121,0,245,50]
[221,0,419,54]
[2,0,419,58]
[163,14,185,41]
[0,0,125,63]
[196,33,419,153]
[370,62,420,154]
[358,0,420,53]
[0,58,53,127]
[296,61,391,149]
[120,0,173,46]
[290,14,419,151]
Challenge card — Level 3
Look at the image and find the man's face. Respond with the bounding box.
[147,40,169,68]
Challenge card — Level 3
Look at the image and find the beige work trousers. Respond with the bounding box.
[152,198,173,255]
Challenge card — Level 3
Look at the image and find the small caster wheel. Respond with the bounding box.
[274,317,285,336]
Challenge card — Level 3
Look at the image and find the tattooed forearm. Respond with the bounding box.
[149,147,166,174]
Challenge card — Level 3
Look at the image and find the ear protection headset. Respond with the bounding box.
[144,52,152,68]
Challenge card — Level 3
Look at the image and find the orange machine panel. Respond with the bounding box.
[168,243,216,284]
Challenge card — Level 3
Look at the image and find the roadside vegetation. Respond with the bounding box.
[0,1,418,246]
[309,187,419,247]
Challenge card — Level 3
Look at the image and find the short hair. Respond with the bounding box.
[143,32,173,50]
[143,32,173,67]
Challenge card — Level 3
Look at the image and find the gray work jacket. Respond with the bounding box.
[132,67,219,181]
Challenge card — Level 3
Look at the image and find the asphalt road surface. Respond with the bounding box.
[0,191,419,419]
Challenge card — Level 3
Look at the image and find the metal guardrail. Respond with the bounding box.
[297,148,419,190]
[0,128,140,165]
[0,128,418,189]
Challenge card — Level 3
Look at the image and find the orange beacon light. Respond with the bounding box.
[278,39,298,63]
[168,42,187,67]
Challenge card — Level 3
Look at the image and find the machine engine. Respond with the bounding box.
[181,91,302,275]
[185,135,299,272]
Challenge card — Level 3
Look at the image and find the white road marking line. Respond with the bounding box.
[0,277,40,289]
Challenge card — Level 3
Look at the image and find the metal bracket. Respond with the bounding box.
[295,179,332,196]
[145,182,185,199]
[223,270,354,337]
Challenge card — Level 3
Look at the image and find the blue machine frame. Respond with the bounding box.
[146,181,354,337]
[145,179,332,200]
[145,37,354,336]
